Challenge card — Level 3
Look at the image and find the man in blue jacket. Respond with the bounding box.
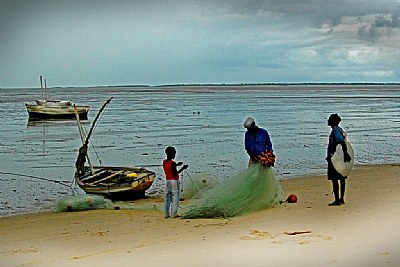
[326,113,351,206]
[243,117,273,166]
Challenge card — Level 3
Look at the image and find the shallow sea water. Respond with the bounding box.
[1,84,399,216]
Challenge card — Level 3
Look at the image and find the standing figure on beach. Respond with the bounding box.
[75,144,87,177]
[163,146,189,218]
[182,117,283,219]
[243,117,274,167]
[326,113,352,206]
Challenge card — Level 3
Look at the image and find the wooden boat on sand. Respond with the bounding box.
[75,166,155,200]
[74,97,156,200]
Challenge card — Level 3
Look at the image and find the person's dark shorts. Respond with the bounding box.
[327,162,346,180]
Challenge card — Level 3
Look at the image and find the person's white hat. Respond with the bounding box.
[243,117,255,128]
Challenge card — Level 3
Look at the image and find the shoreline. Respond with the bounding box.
[3,163,398,219]
[1,163,399,267]
[2,83,399,90]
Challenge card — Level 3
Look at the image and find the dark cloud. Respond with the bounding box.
[357,10,400,43]
[214,0,400,27]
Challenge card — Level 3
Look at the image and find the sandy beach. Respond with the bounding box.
[1,164,399,267]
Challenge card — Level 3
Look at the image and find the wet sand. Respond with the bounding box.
[1,164,399,267]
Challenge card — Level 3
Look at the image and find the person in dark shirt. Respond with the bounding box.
[243,117,273,166]
[326,113,351,206]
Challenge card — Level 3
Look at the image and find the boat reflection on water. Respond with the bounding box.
[26,118,86,128]
[26,118,92,157]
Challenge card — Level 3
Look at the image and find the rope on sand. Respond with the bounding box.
[0,171,72,188]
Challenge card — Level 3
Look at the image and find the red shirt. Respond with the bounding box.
[163,159,179,180]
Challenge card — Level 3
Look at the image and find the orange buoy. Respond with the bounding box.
[287,194,298,203]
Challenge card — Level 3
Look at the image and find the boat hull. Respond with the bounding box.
[25,103,90,120]
[75,166,156,200]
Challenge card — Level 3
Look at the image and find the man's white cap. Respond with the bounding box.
[243,117,255,128]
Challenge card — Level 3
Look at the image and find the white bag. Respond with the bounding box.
[331,139,354,177]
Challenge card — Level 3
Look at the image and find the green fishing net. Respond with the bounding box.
[180,163,284,218]
[54,164,284,217]
[54,194,113,212]
[180,173,219,200]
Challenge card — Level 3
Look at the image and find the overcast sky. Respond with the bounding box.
[1,0,400,88]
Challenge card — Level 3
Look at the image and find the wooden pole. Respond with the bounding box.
[74,98,112,175]
[44,78,48,100]
[74,105,94,174]
[84,97,113,146]
[74,105,86,144]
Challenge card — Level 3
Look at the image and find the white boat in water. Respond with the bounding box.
[25,102,90,120]
[35,99,71,106]
[25,76,90,120]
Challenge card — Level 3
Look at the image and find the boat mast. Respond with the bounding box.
[74,97,113,175]
[84,97,113,145]
[40,76,44,99]
[44,78,48,100]
[74,105,94,174]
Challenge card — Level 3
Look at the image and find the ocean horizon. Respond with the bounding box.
[2,82,400,90]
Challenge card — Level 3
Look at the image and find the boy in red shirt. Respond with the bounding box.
[163,146,188,218]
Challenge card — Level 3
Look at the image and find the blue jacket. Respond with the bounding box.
[328,126,345,156]
[244,127,273,158]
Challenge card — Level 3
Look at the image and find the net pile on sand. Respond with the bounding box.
[54,194,113,212]
[180,164,284,218]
